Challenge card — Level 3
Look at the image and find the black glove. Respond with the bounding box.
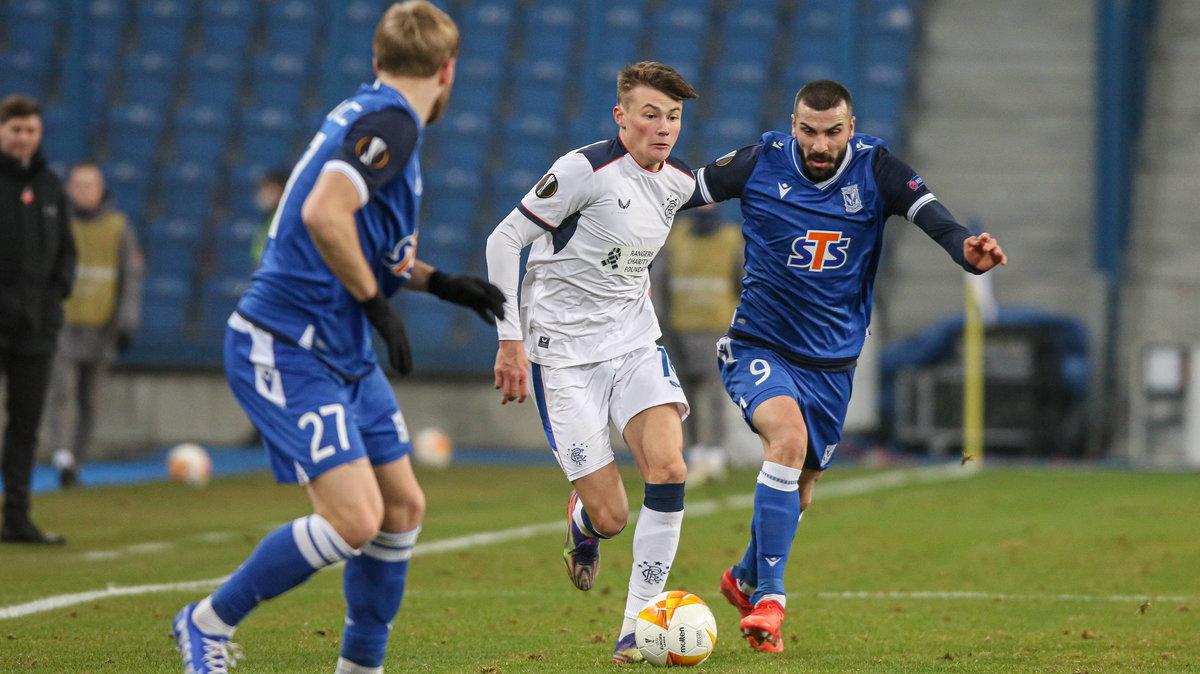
[361,291,413,375]
[427,270,506,325]
[115,330,133,353]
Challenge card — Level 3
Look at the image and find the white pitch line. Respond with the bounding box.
[2,463,987,621]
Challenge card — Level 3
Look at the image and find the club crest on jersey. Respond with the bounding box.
[355,136,390,169]
[841,184,863,213]
[534,173,558,198]
[663,194,680,223]
[787,230,851,272]
[384,233,418,278]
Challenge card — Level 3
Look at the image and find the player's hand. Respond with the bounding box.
[494,340,530,404]
[964,232,1008,272]
[428,271,506,325]
[361,291,414,375]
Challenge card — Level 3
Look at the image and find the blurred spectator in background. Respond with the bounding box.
[46,161,144,488]
[651,203,743,484]
[0,94,75,544]
[250,170,287,266]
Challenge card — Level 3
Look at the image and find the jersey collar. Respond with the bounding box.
[787,136,854,191]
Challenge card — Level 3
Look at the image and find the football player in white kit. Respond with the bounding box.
[486,62,698,663]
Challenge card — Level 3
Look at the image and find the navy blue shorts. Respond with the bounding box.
[224,313,412,484]
[717,336,853,470]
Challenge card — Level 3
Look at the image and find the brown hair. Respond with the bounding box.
[0,94,41,123]
[617,61,698,106]
[374,0,460,77]
[794,80,853,115]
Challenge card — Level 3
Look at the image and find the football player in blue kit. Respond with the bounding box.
[684,80,1007,652]
[171,3,503,673]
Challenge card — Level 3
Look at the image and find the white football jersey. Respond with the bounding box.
[486,138,696,367]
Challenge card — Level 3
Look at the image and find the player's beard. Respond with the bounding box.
[801,144,846,182]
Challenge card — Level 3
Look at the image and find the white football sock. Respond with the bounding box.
[621,504,684,626]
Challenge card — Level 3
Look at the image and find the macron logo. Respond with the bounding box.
[764,556,782,567]
[778,182,792,199]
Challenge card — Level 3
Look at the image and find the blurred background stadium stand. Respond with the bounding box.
[3,0,1197,466]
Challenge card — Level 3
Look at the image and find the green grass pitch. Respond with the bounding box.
[1,463,1196,672]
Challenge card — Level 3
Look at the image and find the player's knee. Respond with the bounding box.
[324,504,385,550]
[647,456,687,484]
[764,430,807,467]
[382,488,425,532]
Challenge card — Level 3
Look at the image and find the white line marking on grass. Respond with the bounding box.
[816,590,1191,602]
[0,463,982,620]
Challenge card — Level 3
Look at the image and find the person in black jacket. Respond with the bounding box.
[0,94,75,544]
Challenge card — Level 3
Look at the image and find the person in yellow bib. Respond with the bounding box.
[45,161,144,487]
[651,203,743,483]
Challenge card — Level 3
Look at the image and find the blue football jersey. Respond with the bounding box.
[691,130,974,366]
[237,81,424,379]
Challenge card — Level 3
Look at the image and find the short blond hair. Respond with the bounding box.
[374,1,460,77]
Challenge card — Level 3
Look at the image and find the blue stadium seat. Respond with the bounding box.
[199,0,256,53]
[511,60,568,116]
[397,292,459,356]
[198,275,251,336]
[160,160,219,220]
[711,62,769,125]
[458,1,516,62]
[39,105,85,163]
[185,53,244,110]
[140,271,191,338]
[174,105,232,165]
[145,220,203,281]
[213,217,261,277]
[133,0,194,56]
[264,0,318,54]
[105,160,151,206]
[7,0,62,55]
[106,104,166,164]
[719,5,778,65]
[238,106,300,169]
[647,4,708,70]
[249,52,308,110]
[523,3,577,60]
[788,1,855,83]
[698,118,758,168]
[0,49,51,100]
[121,50,178,109]
[84,0,129,55]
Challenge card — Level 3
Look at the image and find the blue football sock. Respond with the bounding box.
[750,462,802,605]
[733,513,759,588]
[341,527,420,668]
[210,514,357,627]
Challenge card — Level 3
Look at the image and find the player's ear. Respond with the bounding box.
[438,57,456,87]
[848,115,856,136]
[372,57,381,76]
[613,104,624,129]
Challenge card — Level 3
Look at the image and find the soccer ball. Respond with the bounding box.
[635,591,718,667]
[412,427,453,468]
[167,443,212,487]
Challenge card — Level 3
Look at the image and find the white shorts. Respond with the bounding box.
[531,345,689,481]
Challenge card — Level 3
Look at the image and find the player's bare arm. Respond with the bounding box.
[302,169,378,301]
[494,340,529,404]
[963,231,1008,271]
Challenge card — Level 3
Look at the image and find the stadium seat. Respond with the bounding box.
[198,275,251,337]
[249,52,309,110]
[458,1,515,62]
[133,0,194,57]
[84,0,128,55]
[213,217,261,277]
[710,62,769,126]
[718,5,779,65]
[238,106,301,169]
[198,0,256,53]
[0,49,52,100]
[139,271,192,338]
[263,0,318,54]
[522,3,577,61]
[173,103,234,167]
[451,57,504,118]
[160,161,219,220]
[511,60,568,116]
[106,104,166,164]
[121,50,178,109]
[7,0,62,56]
[185,53,245,110]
